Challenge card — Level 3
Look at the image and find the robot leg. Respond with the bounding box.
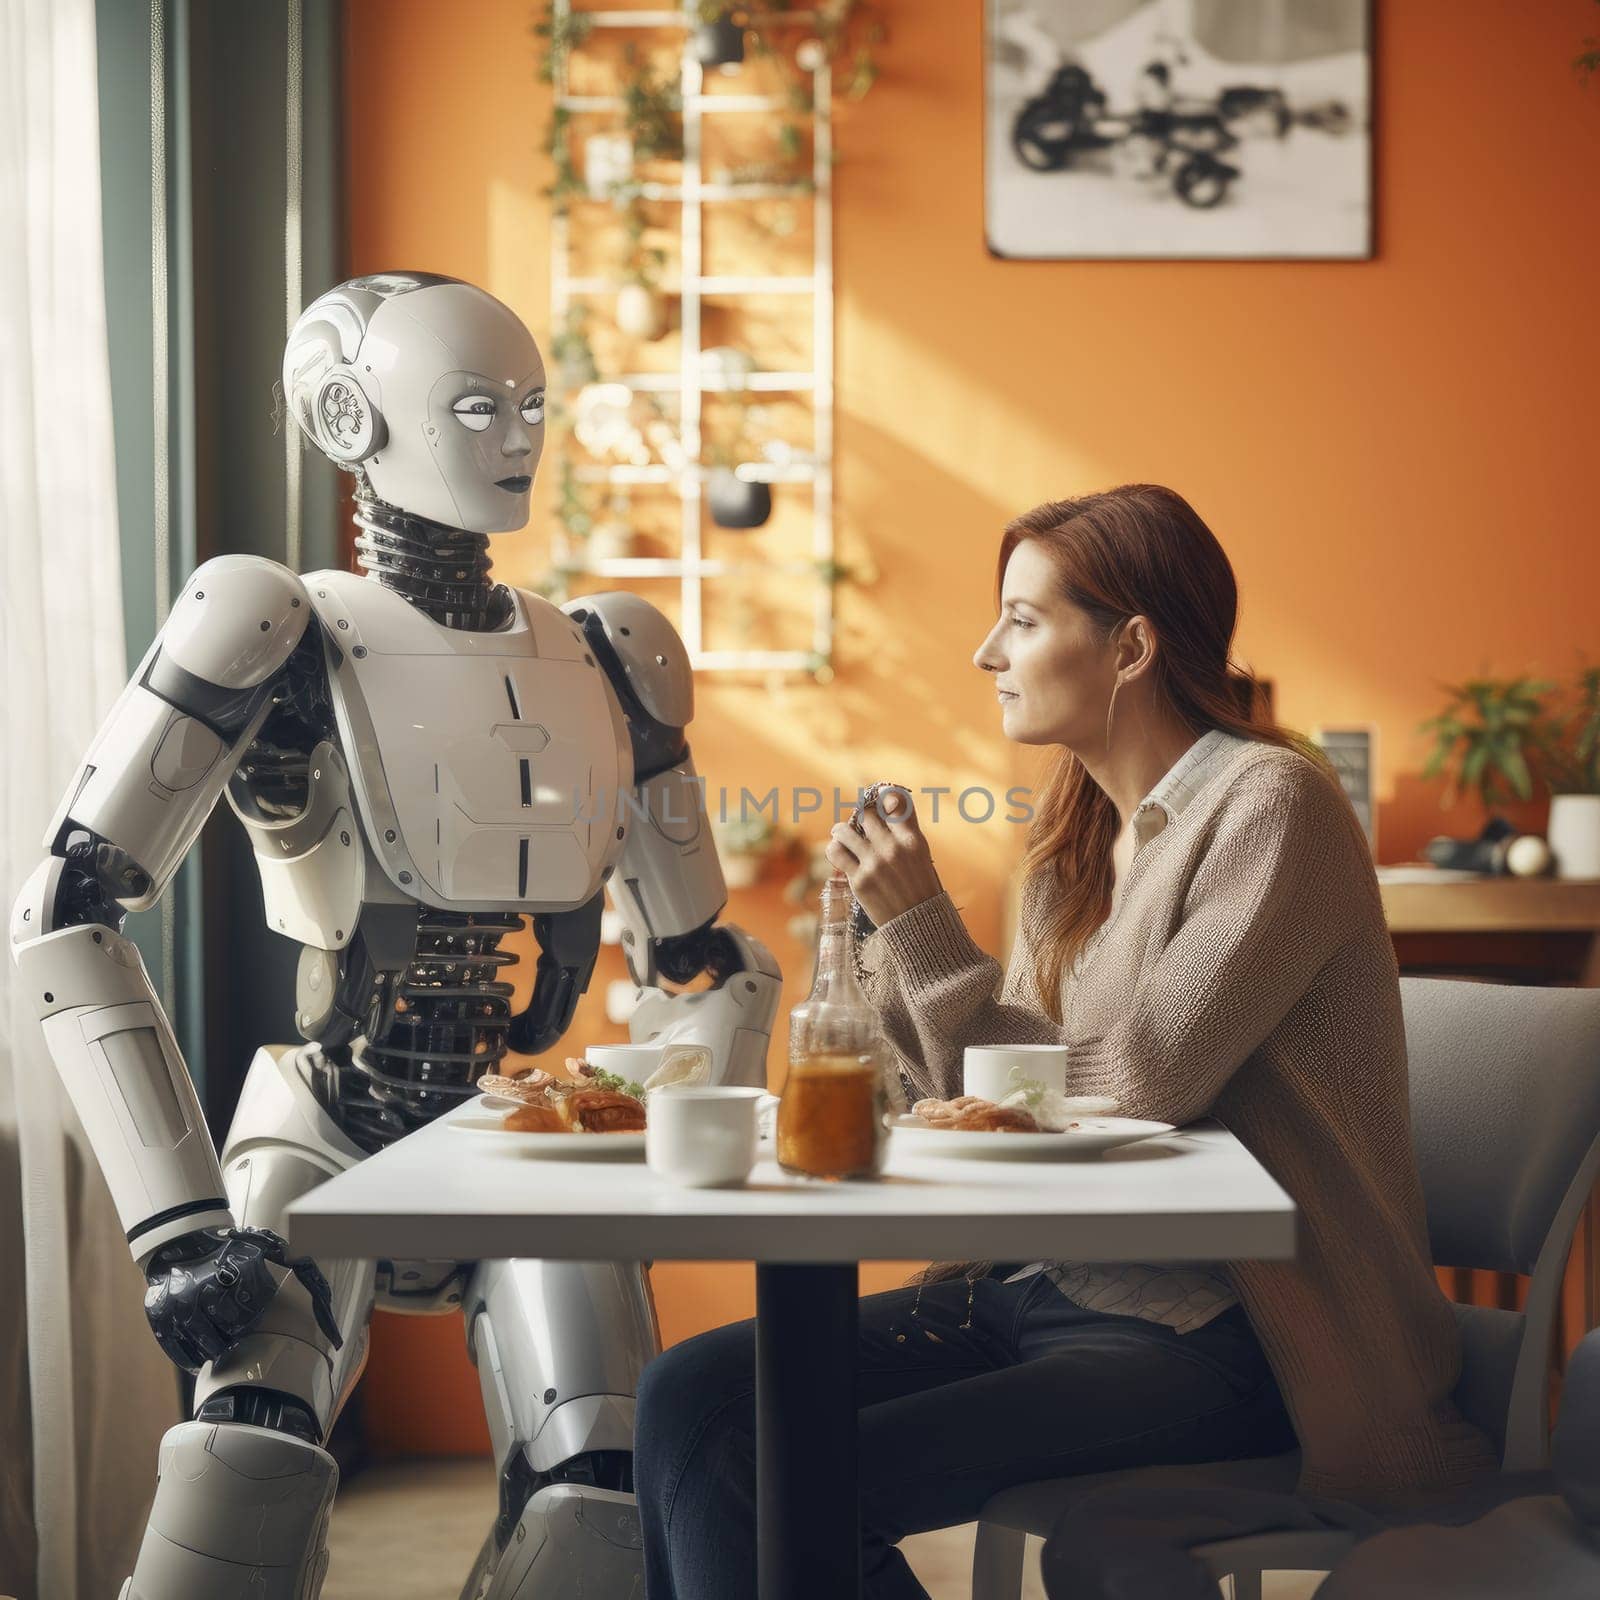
[127,1045,375,1599]
[461,1258,659,1600]
[121,1422,338,1600]
[194,1043,376,1434]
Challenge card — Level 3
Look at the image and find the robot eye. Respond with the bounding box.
[519,392,546,427]
[451,395,497,433]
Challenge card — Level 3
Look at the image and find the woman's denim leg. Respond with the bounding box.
[632,1277,1294,1600]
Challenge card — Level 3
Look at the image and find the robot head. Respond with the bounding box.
[282,272,545,534]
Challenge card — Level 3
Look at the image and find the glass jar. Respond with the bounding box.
[777,872,888,1180]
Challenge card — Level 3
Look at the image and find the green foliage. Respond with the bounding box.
[621,45,683,163]
[535,6,593,85]
[550,305,598,388]
[1577,0,1600,85]
[544,104,585,215]
[1418,675,1553,809]
[1416,668,1600,807]
[555,458,595,543]
[1543,666,1600,796]
[717,813,779,855]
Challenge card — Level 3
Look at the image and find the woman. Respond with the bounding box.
[633,485,1493,1599]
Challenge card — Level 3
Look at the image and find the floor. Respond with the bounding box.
[322,1459,1326,1599]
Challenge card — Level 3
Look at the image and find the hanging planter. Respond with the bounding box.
[708,467,772,530]
[616,281,669,341]
[692,10,745,71]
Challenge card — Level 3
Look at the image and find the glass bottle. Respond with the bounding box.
[777,871,888,1180]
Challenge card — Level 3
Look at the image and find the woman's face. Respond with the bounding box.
[972,540,1117,747]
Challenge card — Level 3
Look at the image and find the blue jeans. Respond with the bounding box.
[633,1268,1296,1599]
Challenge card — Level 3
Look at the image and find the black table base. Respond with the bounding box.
[755,1261,861,1600]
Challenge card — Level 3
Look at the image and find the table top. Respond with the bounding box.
[287,1104,1295,1266]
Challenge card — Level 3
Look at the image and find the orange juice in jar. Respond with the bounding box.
[777,1052,887,1180]
[777,874,889,1180]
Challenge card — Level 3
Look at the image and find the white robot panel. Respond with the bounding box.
[43,554,311,912]
[307,570,632,912]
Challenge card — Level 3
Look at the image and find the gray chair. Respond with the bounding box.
[971,976,1600,1600]
[1312,1323,1600,1598]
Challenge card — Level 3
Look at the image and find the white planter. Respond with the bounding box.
[617,283,668,341]
[585,133,633,196]
[1548,793,1600,880]
[722,853,762,889]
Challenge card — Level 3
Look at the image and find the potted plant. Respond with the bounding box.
[1540,665,1600,879]
[703,392,772,530]
[1419,675,1553,815]
[693,6,745,72]
[615,192,670,341]
[714,812,782,889]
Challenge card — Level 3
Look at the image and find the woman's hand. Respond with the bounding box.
[825,788,944,928]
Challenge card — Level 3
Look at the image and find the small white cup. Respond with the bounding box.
[646,1086,765,1188]
[963,1044,1068,1104]
[584,1044,664,1084]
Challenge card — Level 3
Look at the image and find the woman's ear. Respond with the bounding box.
[1117,616,1158,683]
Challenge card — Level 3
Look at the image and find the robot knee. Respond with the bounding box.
[195,1384,321,1444]
[126,1419,337,1598]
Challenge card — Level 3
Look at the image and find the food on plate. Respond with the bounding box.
[478,1071,563,1108]
[503,1102,564,1134]
[951,1102,1039,1133]
[556,1087,647,1134]
[641,1043,713,1095]
[909,1095,1040,1133]
[998,1084,1119,1132]
[484,1044,712,1134]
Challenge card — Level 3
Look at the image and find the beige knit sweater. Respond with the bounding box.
[859,741,1496,1501]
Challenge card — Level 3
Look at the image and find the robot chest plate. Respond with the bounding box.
[308,574,632,912]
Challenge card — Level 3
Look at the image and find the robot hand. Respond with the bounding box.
[143,1225,343,1374]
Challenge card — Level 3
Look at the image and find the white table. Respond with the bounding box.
[288,1108,1294,1599]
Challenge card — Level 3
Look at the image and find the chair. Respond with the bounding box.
[971,976,1600,1600]
[1313,1323,1600,1598]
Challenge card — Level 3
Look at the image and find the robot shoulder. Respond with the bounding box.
[160,555,312,692]
[560,591,692,732]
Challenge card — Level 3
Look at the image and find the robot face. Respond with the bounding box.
[415,366,546,534]
[357,282,546,534]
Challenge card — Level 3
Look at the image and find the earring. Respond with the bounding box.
[1104,676,1124,753]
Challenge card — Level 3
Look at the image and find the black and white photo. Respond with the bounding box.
[986,0,1372,259]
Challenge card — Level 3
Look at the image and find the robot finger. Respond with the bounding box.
[288,1257,345,1351]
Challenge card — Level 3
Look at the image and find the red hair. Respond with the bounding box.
[1002,485,1322,1020]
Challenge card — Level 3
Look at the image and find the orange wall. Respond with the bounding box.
[344,0,1600,1456]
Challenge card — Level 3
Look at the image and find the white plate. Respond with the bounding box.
[449,1106,645,1158]
[888,1115,1175,1160]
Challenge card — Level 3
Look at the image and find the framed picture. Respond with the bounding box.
[985,0,1373,260]
[1313,724,1379,857]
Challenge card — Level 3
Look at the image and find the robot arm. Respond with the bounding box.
[562,593,781,1087]
[9,555,309,1267]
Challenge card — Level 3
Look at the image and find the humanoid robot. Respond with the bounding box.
[10,272,782,1598]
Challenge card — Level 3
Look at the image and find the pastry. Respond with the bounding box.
[911,1095,993,1127]
[910,1095,1039,1133]
[950,1102,1038,1133]
[556,1087,647,1134]
[504,1102,564,1133]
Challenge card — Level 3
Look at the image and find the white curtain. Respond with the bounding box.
[1,1,180,1596]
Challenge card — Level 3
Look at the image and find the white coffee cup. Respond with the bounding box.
[963,1044,1068,1104]
[583,1044,664,1085]
[646,1086,765,1188]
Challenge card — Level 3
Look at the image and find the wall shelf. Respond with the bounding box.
[549,0,835,676]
